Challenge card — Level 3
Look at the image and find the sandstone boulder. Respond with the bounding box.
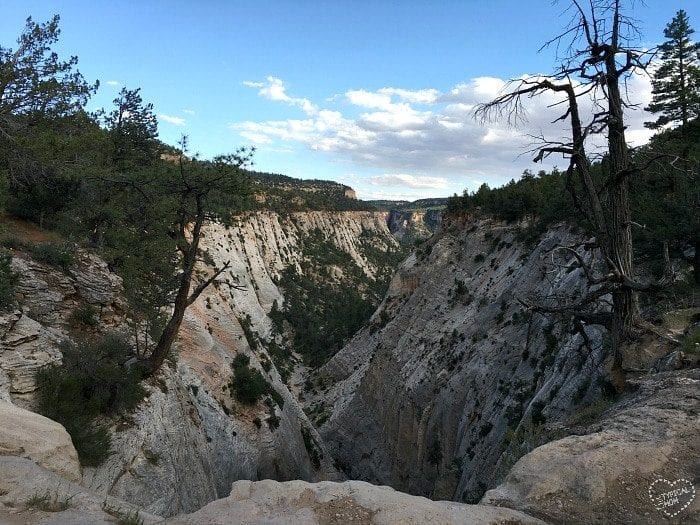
[482,370,700,524]
[171,478,546,525]
[0,456,162,525]
[0,401,81,482]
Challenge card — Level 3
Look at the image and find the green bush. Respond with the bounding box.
[427,439,443,465]
[0,254,18,309]
[230,353,270,405]
[681,327,700,354]
[530,400,547,425]
[31,242,74,271]
[35,334,146,466]
[301,426,322,468]
[68,303,99,327]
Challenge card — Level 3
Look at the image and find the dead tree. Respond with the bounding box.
[475,0,666,368]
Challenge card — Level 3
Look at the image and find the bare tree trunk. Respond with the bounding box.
[144,197,204,376]
[602,8,639,366]
[693,239,700,285]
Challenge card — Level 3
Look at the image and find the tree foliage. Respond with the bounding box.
[645,10,700,133]
[0,15,97,139]
[1,15,253,379]
[35,334,147,466]
[105,87,159,167]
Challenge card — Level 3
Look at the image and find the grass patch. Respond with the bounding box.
[102,501,144,525]
[25,491,74,512]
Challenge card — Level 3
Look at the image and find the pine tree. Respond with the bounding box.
[105,87,159,167]
[645,10,700,133]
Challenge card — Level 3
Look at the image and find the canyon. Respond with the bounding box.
[0,208,697,524]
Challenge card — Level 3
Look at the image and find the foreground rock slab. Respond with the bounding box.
[171,478,546,525]
[0,457,162,524]
[483,370,700,524]
[0,401,81,482]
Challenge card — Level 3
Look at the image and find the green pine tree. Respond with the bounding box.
[645,10,700,133]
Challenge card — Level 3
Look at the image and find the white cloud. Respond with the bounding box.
[244,76,317,115]
[234,73,655,194]
[159,114,186,126]
[106,80,120,86]
[182,108,196,115]
[378,87,440,104]
[369,174,449,189]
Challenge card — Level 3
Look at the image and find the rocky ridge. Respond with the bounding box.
[1,210,697,524]
[0,210,398,517]
[317,216,698,512]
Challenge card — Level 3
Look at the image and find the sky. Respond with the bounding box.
[1,1,698,201]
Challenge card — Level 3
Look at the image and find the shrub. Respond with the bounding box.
[530,400,547,425]
[0,254,18,309]
[681,327,700,354]
[232,353,250,369]
[574,380,589,403]
[25,491,73,512]
[35,334,146,466]
[302,426,322,468]
[266,413,281,430]
[68,303,99,327]
[478,421,493,437]
[427,439,443,465]
[230,353,270,405]
[30,242,74,271]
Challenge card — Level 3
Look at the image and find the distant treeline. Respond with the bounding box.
[446,120,699,279]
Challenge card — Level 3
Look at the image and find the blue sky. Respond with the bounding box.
[1,1,698,200]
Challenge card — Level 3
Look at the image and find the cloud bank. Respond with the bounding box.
[159,114,187,126]
[235,74,653,197]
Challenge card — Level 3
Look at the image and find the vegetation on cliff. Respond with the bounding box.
[449,4,698,367]
[271,227,405,367]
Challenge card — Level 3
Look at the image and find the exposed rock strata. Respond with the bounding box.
[387,209,442,241]
[320,219,613,502]
[483,369,700,524]
[171,478,546,525]
[0,401,81,482]
[2,211,398,517]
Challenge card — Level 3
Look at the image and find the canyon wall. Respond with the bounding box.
[1,210,398,517]
[318,218,613,502]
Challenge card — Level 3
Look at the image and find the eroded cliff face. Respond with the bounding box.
[386,209,443,242]
[317,218,613,503]
[2,210,697,523]
[1,210,398,517]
